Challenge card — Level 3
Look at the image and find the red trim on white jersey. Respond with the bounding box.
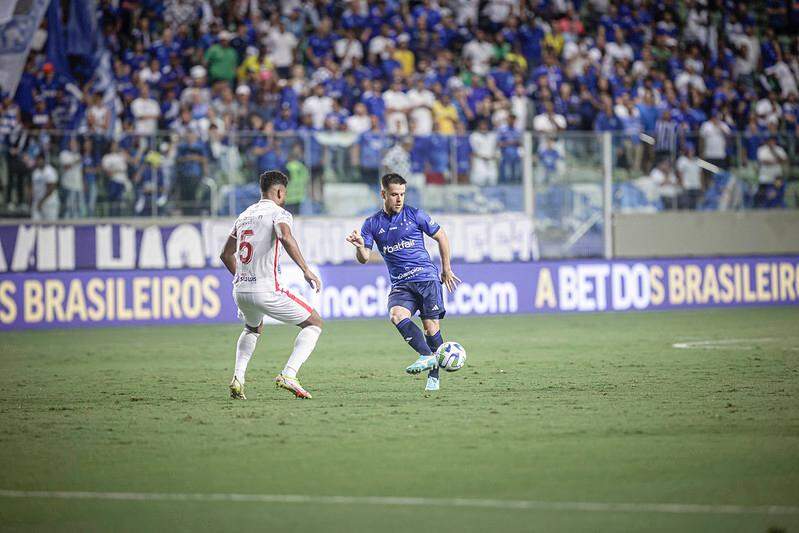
[280,288,313,313]
[273,238,280,291]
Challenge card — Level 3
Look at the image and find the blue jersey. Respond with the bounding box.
[361,206,441,285]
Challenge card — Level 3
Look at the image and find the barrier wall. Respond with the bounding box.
[2,256,797,330]
[613,211,799,258]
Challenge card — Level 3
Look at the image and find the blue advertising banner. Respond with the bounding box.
[0,215,537,273]
[1,257,797,330]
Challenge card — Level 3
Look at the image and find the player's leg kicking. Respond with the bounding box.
[231,290,323,400]
[422,318,444,391]
[389,281,447,390]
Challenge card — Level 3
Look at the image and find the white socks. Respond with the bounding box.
[282,325,322,378]
[234,329,260,383]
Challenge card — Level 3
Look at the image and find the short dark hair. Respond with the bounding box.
[381,173,406,189]
[260,170,288,192]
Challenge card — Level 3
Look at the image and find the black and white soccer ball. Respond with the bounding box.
[436,342,467,372]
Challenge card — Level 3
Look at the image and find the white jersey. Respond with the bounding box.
[230,199,294,293]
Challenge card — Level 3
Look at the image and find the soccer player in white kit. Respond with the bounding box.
[219,170,323,399]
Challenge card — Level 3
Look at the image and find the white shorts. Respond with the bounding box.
[234,289,313,327]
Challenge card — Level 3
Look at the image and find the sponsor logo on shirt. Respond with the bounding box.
[383,239,415,254]
[378,228,385,234]
[396,267,423,280]
[237,275,257,283]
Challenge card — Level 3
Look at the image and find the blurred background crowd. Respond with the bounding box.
[1,0,798,220]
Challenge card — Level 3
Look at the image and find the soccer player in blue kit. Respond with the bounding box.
[346,173,461,391]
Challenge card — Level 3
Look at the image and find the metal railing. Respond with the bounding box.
[1,128,797,258]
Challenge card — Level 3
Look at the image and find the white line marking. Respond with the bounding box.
[672,338,777,349]
[0,490,797,516]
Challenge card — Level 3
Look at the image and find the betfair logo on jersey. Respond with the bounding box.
[383,240,415,254]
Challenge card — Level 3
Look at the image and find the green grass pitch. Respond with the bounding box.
[1,308,798,532]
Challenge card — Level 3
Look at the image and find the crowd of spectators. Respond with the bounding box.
[1,0,798,218]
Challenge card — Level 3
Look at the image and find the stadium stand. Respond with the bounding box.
[0,0,798,219]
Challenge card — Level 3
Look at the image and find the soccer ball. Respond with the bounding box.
[437,342,467,372]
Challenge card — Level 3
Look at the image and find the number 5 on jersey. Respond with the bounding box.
[239,230,254,264]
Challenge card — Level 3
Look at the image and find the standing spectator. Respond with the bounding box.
[1,96,29,211]
[432,92,459,135]
[757,135,788,187]
[382,136,412,179]
[463,29,493,76]
[131,83,161,137]
[537,136,564,185]
[31,154,59,221]
[497,115,522,183]
[616,95,643,173]
[383,79,410,135]
[698,112,731,172]
[302,83,334,129]
[675,143,704,209]
[346,103,372,135]
[533,100,567,134]
[354,116,388,184]
[133,149,166,215]
[425,122,452,185]
[654,109,681,162]
[267,21,299,79]
[454,121,472,184]
[594,98,621,132]
[82,138,100,217]
[649,158,681,210]
[469,119,498,186]
[174,131,208,214]
[101,141,130,216]
[407,77,435,137]
[204,31,238,85]
[59,137,84,218]
[285,142,310,214]
[335,29,364,72]
[86,92,111,136]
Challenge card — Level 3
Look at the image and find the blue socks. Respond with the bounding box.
[395,318,432,356]
[426,331,443,379]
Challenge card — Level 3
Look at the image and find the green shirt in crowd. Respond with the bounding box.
[285,159,310,205]
[204,44,238,82]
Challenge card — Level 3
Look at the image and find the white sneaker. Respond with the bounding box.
[425,376,440,391]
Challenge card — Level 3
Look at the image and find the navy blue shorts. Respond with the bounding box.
[388,280,446,320]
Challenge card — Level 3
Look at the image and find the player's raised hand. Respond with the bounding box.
[441,269,462,293]
[304,269,322,293]
[346,229,365,247]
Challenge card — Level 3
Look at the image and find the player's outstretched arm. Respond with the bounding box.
[431,228,461,292]
[219,235,237,275]
[346,229,371,264]
[277,222,321,292]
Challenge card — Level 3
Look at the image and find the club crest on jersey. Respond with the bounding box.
[383,239,414,254]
